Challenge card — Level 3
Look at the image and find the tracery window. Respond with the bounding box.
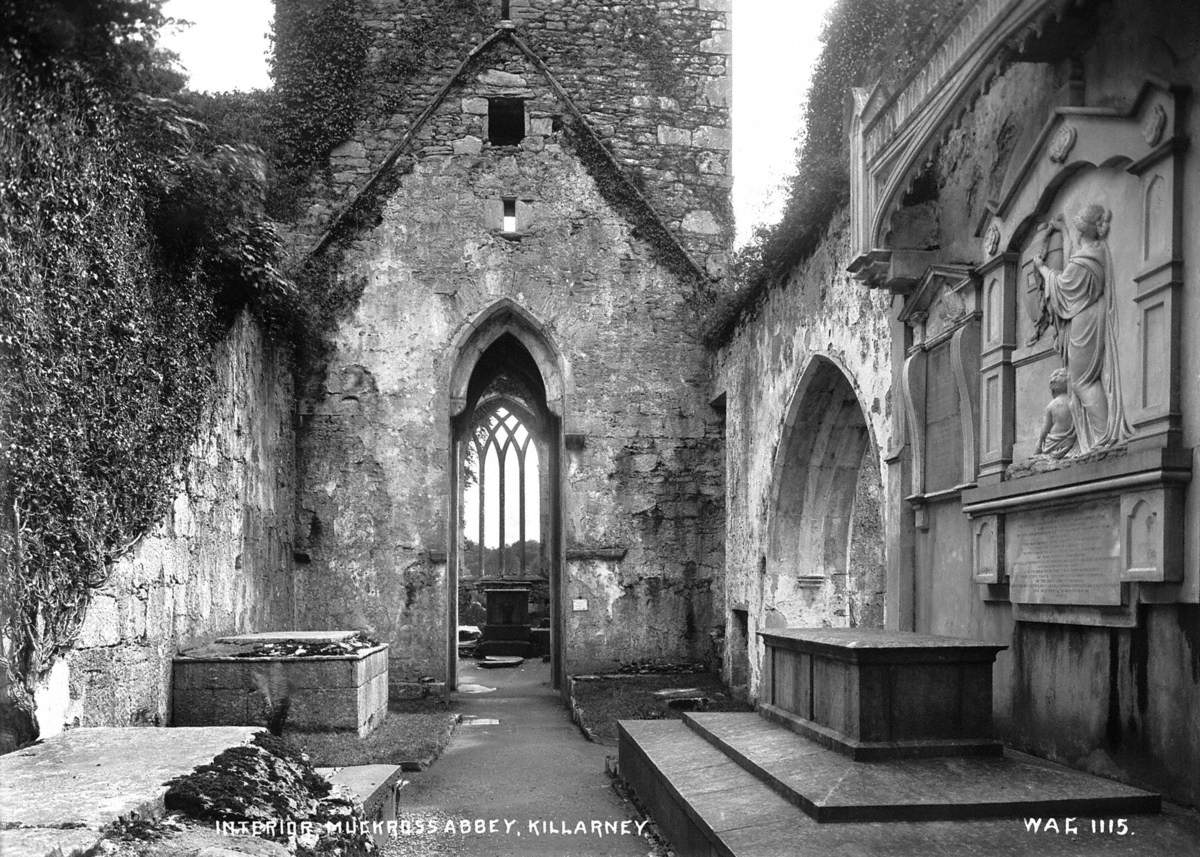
[462,400,541,577]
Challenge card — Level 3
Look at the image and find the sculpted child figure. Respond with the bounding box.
[1037,368,1076,459]
[1033,203,1132,454]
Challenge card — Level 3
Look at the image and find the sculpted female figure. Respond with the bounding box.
[1033,204,1132,454]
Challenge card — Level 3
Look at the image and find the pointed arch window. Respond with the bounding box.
[463,400,541,577]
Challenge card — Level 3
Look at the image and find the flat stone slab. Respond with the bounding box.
[315,764,405,848]
[316,763,405,815]
[759,627,1007,660]
[682,712,1159,822]
[618,719,1200,857]
[477,655,525,668]
[215,630,360,644]
[0,726,256,856]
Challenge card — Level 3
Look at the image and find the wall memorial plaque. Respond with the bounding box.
[1007,500,1121,606]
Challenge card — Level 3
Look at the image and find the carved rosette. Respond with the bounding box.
[983,224,1001,257]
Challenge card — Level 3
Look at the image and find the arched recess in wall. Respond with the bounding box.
[446,300,565,692]
[765,356,885,629]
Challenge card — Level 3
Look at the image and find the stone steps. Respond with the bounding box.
[681,711,1160,822]
[618,719,799,857]
[618,716,1173,857]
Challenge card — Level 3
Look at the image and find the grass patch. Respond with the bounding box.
[285,698,458,768]
[570,673,752,746]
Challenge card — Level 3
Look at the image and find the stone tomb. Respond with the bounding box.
[173,631,388,736]
[620,628,1162,852]
[757,628,1005,759]
[477,588,533,657]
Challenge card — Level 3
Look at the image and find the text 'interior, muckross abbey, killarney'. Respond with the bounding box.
[2,0,1200,855]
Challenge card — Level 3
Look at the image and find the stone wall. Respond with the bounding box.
[714,210,895,695]
[288,0,730,681]
[292,0,731,275]
[717,0,1200,808]
[48,314,295,732]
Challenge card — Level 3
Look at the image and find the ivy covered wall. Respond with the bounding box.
[0,1,297,748]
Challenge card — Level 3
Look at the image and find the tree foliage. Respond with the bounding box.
[713,0,967,341]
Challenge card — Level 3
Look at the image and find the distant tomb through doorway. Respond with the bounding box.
[478,588,533,658]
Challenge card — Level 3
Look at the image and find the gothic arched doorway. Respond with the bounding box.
[447,306,564,692]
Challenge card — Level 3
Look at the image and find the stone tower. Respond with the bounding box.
[280,0,733,688]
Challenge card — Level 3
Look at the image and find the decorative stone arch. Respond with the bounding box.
[447,298,570,421]
[764,355,886,629]
[445,299,566,692]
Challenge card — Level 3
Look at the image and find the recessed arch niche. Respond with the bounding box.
[765,357,885,629]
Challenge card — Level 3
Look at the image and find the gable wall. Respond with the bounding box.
[288,1,731,681]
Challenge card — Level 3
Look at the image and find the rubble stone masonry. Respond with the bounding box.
[287,0,731,680]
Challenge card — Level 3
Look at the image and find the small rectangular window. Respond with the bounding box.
[488,98,525,146]
[502,198,517,233]
[500,0,511,18]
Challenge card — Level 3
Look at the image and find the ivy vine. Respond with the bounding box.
[0,1,295,746]
[710,0,968,342]
[268,0,370,216]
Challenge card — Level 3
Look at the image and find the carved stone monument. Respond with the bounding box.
[962,81,1191,627]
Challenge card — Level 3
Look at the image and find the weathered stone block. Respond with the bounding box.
[759,629,1005,759]
[682,210,722,235]
[699,30,731,53]
[461,97,489,115]
[453,135,483,155]
[691,125,731,150]
[477,69,528,90]
[331,140,367,159]
[656,125,691,146]
[172,643,389,736]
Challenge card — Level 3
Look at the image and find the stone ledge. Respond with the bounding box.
[566,546,628,561]
[962,445,1191,514]
[757,627,1006,662]
[0,726,257,857]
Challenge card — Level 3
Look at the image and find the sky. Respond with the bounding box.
[160,0,836,247]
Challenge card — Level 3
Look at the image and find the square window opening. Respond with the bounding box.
[502,198,517,233]
[488,98,525,146]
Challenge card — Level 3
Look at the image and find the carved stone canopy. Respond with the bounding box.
[898,264,979,349]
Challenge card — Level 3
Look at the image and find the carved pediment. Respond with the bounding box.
[899,264,979,347]
[982,79,1189,250]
